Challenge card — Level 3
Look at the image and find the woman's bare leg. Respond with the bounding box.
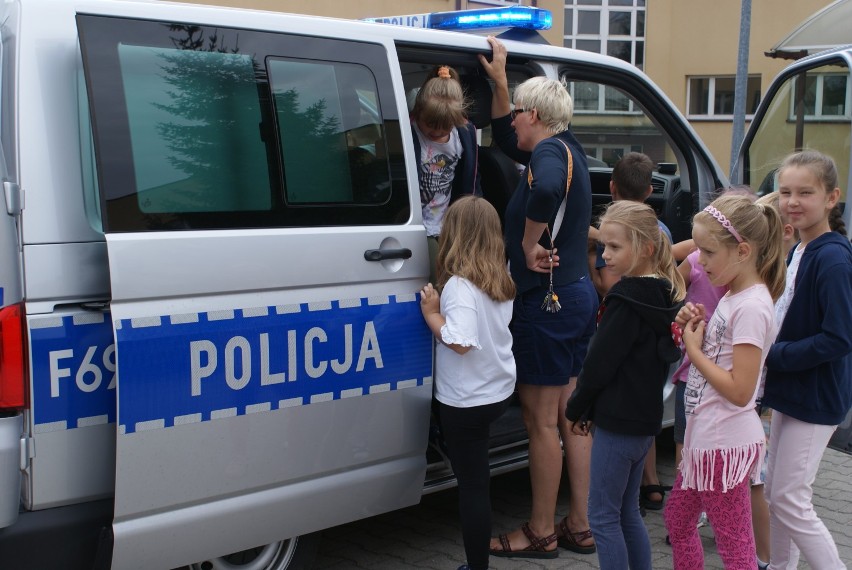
[490,383,563,548]
[557,377,594,544]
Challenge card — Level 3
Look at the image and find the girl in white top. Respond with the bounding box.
[420,195,516,570]
[665,195,786,569]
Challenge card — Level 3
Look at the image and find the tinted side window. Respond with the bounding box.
[120,46,272,215]
[269,58,388,205]
[77,16,407,231]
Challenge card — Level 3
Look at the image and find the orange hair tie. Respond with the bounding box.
[437,66,451,79]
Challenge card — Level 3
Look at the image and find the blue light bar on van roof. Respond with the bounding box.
[363,6,552,32]
[431,6,552,31]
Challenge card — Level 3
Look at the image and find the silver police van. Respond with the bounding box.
[3,0,811,568]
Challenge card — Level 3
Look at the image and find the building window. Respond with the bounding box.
[564,0,645,114]
[687,75,761,119]
[564,0,645,70]
[790,73,851,120]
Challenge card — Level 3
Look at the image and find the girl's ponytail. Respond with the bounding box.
[655,229,686,302]
[411,65,468,130]
[698,194,786,301]
[756,201,787,301]
[829,205,848,237]
[434,65,459,82]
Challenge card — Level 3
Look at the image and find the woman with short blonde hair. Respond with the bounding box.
[479,37,598,559]
[512,76,574,134]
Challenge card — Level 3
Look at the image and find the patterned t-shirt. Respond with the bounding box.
[414,122,462,237]
[681,283,776,491]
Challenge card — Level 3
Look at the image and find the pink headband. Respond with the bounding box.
[703,205,742,243]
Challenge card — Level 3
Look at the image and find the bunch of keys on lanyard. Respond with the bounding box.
[540,227,561,313]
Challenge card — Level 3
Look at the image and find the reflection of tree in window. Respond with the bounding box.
[274,88,352,203]
[276,90,340,142]
[150,25,272,213]
[269,58,388,204]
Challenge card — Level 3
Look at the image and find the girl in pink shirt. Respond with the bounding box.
[665,195,786,569]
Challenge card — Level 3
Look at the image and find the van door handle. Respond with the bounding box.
[364,248,412,261]
[80,301,111,311]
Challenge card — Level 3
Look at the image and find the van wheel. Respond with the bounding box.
[189,533,320,570]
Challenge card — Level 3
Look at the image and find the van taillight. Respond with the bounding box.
[0,303,26,410]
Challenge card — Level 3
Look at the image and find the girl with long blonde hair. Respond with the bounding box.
[566,200,685,570]
[420,196,515,570]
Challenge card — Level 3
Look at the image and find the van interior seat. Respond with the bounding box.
[462,74,520,226]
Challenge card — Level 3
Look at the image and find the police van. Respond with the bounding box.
[0,0,752,568]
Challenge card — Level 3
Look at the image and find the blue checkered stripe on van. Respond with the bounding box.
[30,311,117,432]
[115,294,432,434]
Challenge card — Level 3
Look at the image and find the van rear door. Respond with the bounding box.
[0,148,24,529]
[738,47,851,224]
[737,47,852,453]
[78,13,432,570]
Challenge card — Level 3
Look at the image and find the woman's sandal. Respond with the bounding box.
[640,484,666,511]
[490,522,558,559]
[556,517,596,554]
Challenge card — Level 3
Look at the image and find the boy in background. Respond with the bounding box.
[588,152,673,297]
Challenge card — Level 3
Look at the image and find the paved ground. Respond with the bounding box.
[313,438,851,569]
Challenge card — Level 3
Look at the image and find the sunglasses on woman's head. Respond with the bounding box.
[511,108,529,120]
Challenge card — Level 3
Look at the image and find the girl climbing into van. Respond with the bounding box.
[411,65,481,281]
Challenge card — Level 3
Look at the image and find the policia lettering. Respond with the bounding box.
[190,322,383,396]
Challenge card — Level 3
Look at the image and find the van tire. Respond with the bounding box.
[188,533,320,570]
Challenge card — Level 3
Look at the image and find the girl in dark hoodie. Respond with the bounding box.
[566,200,685,570]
